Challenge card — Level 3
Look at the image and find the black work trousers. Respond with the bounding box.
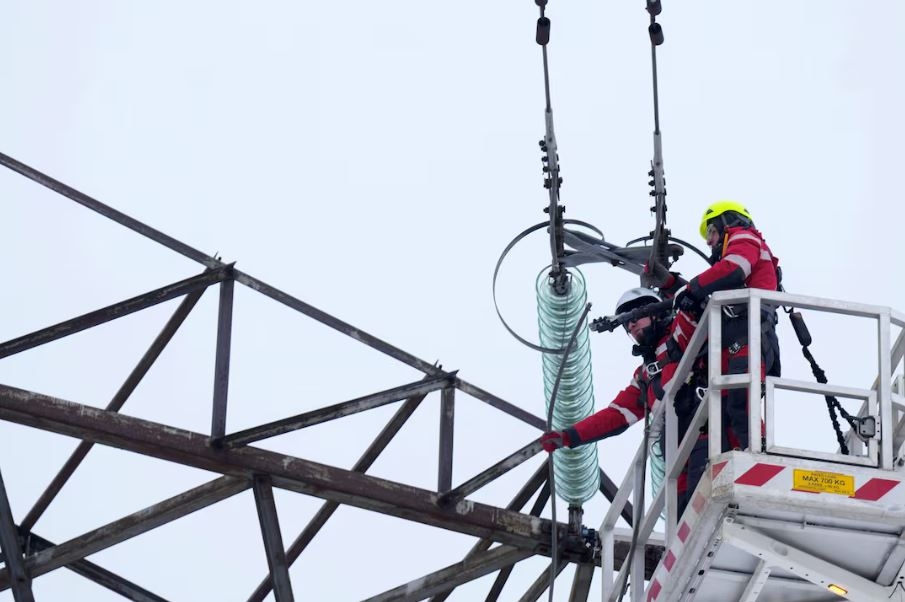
[722,309,781,451]
[679,309,780,517]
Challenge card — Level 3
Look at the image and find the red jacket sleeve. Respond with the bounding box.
[656,311,698,394]
[566,367,645,446]
[688,227,763,298]
[564,315,699,447]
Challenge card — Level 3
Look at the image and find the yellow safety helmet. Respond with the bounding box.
[699,200,753,238]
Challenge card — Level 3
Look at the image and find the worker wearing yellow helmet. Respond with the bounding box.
[698,200,753,238]
[672,200,782,455]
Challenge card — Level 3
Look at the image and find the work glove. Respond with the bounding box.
[540,430,571,452]
[673,285,704,318]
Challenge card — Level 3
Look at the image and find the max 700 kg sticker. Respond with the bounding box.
[792,469,854,496]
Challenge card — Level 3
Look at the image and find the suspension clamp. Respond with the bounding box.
[579,526,601,562]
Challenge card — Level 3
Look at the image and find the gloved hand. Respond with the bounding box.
[540,430,571,452]
[640,260,671,289]
[673,285,704,317]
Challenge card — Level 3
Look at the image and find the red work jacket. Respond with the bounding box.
[687,226,778,299]
[564,311,698,446]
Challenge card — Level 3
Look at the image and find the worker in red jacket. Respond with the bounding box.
[672,200,781,454]
[541,287,705,514]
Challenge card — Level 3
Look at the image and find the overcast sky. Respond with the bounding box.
[2,2,904,600]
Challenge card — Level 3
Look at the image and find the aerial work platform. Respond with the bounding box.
[601,288,905,602]
[648,451,905,602]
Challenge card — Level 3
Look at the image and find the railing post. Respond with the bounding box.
[665,388,678,545]
[630,451,645,602]
[708,302,723,458]
[879,310,894,469]
[748,292,762,453]
[601,527,615,600]
[599,444,642,602]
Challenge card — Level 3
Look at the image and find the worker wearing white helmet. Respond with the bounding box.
[542,286,706,514]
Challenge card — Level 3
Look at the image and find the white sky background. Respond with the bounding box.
[1,1,904,600]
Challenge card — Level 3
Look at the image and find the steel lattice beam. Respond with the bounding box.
[0,386,564,555]
[22,533,169,602]
[211,277,235,440]
[245,391,429,602]
[0,476,249,590]
[519,557,568,602]
[219,372,455,448]
[251,476,294,602]
[438,387,455,492]
[0,151,221,268]
[362,546,534,602]
[0,385,663,581]
[0,267,228,361]
[0,468,35,601]
[21,287,207,532]
[429,462,549,602]
[438,439,544,507]
[569,562,595,602]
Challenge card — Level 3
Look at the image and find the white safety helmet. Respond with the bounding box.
[615,287,661,315]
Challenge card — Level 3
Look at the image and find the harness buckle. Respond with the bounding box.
[645,361,662,376]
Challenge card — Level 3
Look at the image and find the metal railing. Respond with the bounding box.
[600,288,905,602]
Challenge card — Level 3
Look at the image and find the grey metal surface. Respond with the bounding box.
[568,562,594,602]
[0,268,228,361]
[0,385,659,569]
[429,463,549,602]
[0,468,35,602]
[24,533,170,602]
[20,288,206,532]
[362,546,534,602]
[438,386,455,492]
[246,393,429,602]
[0,476,249,589]
[438,439,544,506]
[219,372,455,448]
[211,276,235,440]
[251,476,294,602]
